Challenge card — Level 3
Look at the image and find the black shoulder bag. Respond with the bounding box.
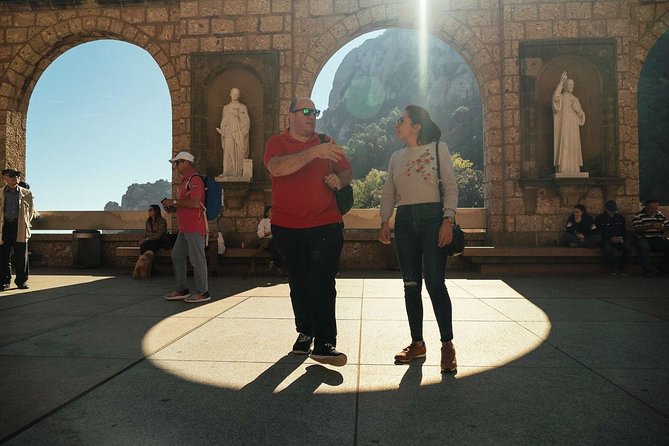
[435,142,465,257]
[319,133,354,215]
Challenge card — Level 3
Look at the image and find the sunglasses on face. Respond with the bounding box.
[291,107,321,117]
[172,160,185,166]
[5,173,18,178]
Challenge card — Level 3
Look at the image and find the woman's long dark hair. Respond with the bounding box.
[147,204,162,224]
[405,105,442,145]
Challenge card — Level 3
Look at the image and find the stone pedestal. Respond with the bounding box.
[242,159,253,178]
[519,177,625,211]
[215,176,251,210]
[553,172,589,179]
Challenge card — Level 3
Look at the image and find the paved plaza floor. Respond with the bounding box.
[0,268,668,445]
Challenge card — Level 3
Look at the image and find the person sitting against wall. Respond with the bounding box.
[256,205,284,275]
[561,204,601,247]
[139,204,168,254]
[632,198,669,275]
[594,200,631,275]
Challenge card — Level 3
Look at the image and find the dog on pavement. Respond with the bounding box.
[133,250,154,280]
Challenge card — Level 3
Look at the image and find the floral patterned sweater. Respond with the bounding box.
[380,141,458,223]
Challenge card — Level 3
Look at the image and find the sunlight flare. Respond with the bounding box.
[418,0,429,99]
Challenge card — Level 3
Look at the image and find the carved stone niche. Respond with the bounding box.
[190,51,279,209]
[519,177,624,212]
[518,39,623,212]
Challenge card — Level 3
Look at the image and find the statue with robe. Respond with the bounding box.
[552,71,586,175]
[217,87,250,177]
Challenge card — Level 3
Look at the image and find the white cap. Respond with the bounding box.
[169,151,195,163]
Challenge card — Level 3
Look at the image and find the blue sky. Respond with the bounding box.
[26,31,384,210]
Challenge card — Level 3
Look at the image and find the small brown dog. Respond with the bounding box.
[133,250,154,279]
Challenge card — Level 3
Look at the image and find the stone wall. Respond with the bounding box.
[2,0,668,247]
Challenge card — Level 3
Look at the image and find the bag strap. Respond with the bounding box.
[435,141,457,225]
[320,133,337,176]
[435,141,445,207]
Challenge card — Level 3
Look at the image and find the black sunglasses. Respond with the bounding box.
[291,107,321,117]
[4,173,19,178]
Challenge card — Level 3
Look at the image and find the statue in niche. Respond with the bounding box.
[552,71,586,176]
[217,87,250,177]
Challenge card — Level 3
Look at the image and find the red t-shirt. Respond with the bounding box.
[176,168,206,234]
[263,129,352,228]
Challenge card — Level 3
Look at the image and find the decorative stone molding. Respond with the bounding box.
[519,177,625,211]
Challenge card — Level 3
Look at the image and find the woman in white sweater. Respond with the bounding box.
[379,105,459,374]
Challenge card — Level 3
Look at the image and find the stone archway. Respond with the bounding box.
[292,7,500,213]
[0,16,179,172]
[632,9,669,203]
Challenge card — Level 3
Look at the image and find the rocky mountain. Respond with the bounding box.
[317,29,482,165]
[104,179,171,211]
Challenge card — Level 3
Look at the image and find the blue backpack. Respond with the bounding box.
[187,174,223,220]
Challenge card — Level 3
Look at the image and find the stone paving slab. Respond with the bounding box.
[519,321,669,369]
[6,359,358,446]
[218,296,363,321]
[151,318,362,365]
[482,297,662,322]
[0,314,211,359]
[0,356,133,439]
[356,365,669,445]
[0,270,667,445]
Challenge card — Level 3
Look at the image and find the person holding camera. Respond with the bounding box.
[161,151,210,303]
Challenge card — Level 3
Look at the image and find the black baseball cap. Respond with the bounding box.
[1,168,20,177]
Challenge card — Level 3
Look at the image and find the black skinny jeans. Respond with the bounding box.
[272,222,344,348]
[394,203,453,343]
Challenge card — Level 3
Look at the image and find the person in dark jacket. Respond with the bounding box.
[139,204,168,254]
[561,204,601,247]
[595,200,631,274]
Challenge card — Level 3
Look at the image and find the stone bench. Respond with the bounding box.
[463,246,664,274]
[115,233,272,277]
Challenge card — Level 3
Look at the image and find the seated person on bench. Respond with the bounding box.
[139,204,168,254]
[257,205,284,274]
[560,204,601,248]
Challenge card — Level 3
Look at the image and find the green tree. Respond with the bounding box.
[344,108,402,178]
[451,152,484,207]
[352,168,387,208]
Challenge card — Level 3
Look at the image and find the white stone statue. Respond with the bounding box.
[552,71,586,176]
[217,87,250,177]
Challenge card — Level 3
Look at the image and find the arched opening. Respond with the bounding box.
[638,31,669,205]
[26,40,172,211]
[313,29,484,208]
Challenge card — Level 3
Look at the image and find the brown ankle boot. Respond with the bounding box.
[394,341,426,363]
[441,341,457,374]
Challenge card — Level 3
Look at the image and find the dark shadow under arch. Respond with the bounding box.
[638,30,669,204]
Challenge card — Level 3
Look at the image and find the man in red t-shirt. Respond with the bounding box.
[161,151,210,303]
[264,97,352,367]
